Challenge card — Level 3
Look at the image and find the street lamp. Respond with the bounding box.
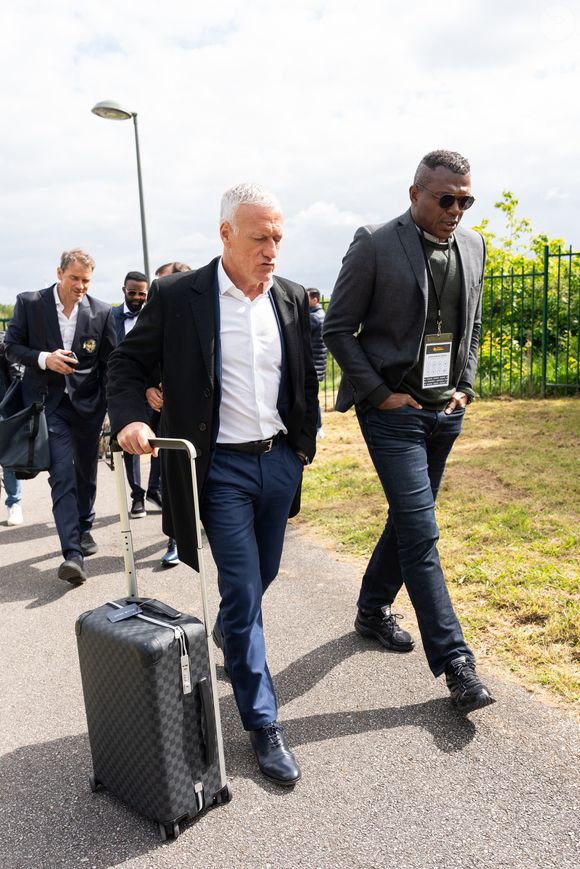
[91,100,150,281]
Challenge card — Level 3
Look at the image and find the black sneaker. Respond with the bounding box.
[58,556,86,585]
[80,531,98,556]
[445,656,496,714]
[130,497,146,518]
[146,490,163,509]
[355,604,414,652]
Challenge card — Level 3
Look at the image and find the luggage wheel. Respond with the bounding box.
[215,783,233,805]
[159,821,180,841]
[88,774,102,793]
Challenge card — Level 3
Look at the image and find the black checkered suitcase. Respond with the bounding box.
[75,438,230,841]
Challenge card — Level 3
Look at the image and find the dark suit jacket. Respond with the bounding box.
[5,286,115,418]
[112,304,127,345]
[323,209,486,411]
[107,258,319,570]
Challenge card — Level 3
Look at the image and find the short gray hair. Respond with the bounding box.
[220,183,282,229]
[60,248,95,271]
[414,150,471,185]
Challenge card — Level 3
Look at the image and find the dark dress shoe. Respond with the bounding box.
[146,490,163,509]
[58,557,86,585]
[249,722,301,786]
[211,623,229,677]
[80,531,98,557]
[161,538,179,567]
[212,622,225,651]
[445,656,496,714]
[130,497,146,518]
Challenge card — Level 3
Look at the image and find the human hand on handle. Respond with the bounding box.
[117,422,158,456]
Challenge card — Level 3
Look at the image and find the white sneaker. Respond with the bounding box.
[316,427,325,439]
[7,503,23,526]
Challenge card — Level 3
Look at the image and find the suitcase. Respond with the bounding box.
[75,438,230,841]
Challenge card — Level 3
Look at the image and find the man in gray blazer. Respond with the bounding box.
[324,150,495,714]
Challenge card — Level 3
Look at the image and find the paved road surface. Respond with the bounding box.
[0,458,578,868]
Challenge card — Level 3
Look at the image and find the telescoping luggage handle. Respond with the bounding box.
[111,438,204,600]
[111,437,227,790]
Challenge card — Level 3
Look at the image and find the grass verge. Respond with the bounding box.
[296,398,579,710]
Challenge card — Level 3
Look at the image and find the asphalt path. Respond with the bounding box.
[0,457,578,868]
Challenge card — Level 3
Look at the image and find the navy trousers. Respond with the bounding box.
[46,395,104,560]
[200,438,303,730]
[356,405,473,677]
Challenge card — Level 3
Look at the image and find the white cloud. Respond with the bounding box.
[0,0,579,304]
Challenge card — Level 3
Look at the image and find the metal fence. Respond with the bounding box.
[477,246,579,397]
[320,244,580,404]
[2,244,579,402]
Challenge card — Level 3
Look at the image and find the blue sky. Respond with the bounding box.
[0,0,578,303]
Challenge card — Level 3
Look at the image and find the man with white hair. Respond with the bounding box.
[108,183,318,786]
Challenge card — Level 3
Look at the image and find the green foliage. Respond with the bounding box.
[471,189,566,272]
[472,192,579,395]
[0,303,14,324]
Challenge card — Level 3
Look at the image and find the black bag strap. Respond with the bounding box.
[26,402,43,467]
[33,291,50,402]
[127,597,182,620]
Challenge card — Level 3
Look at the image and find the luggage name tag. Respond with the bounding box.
[422,332,453,389]
[107,602,143,622]
[178,631,192,695]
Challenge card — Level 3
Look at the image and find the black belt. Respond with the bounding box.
[217,433,282,455]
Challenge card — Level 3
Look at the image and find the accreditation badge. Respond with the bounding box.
[422,333,453,389]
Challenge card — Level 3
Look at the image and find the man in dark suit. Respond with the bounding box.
[108,183,318,785]
[112,271,161,519]
[324,150,495,714]
[5,249,116,583]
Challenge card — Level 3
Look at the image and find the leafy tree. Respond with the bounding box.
[472,192,578,395]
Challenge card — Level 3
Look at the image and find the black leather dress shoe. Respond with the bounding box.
[249,722,301,786]
[211,623,229,677]
[58,557,87,585]
[80,531,98,556]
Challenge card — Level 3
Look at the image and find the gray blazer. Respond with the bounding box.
[323,208,486,411]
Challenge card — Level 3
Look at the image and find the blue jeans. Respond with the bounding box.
[200,438,303,730]
[2,468,22,506]
[356,405,473,676]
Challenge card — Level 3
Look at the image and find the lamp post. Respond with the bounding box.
[91,100,150,282]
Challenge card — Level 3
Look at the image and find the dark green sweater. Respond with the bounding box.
[401,237,461,410]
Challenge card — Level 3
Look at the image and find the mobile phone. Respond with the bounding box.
[66,351,78,361]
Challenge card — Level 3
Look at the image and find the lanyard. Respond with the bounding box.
[420,231,452,336]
